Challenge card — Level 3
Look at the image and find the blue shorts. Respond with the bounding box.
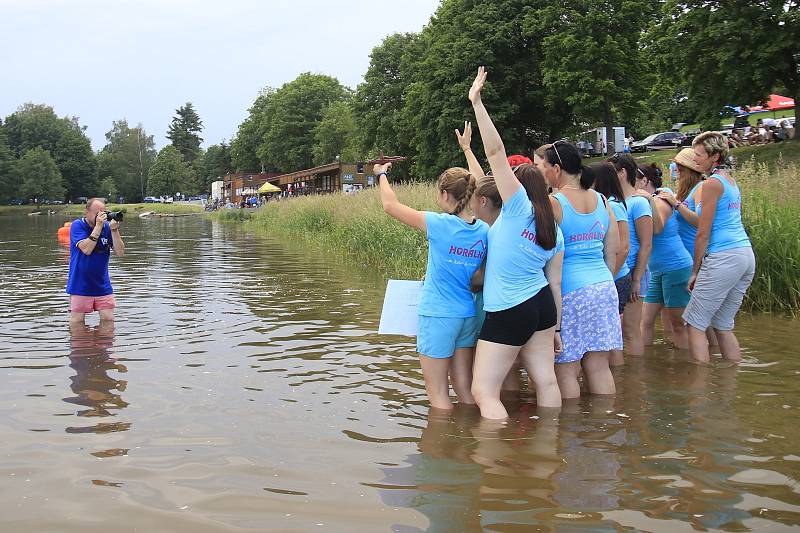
[644,266,692,308]
[417,315,480,359]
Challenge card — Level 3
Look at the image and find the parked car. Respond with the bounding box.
[143,196,160,203]
[679,128,702,146]
[7,198,25,205]
[631,131,685,152]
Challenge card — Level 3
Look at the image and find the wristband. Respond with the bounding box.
[88,234,98,242]
[378,172,388,179]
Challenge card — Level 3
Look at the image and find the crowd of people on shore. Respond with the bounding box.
[377,68,755,419]
[728,117,795,147]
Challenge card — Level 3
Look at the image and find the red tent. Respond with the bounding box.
[766,94,795,111]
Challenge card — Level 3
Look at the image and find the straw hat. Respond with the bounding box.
[673,147,702,173]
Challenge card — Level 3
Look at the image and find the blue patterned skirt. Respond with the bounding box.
[556,280,623,364]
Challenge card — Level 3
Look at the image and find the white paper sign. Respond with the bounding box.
[378,279,423,336]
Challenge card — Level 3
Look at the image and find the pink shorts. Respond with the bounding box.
[70,294,116,313]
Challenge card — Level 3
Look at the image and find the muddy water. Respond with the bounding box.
[0,214,798,532]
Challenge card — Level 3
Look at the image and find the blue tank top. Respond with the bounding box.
[555,191,613,294]
[676,181,702,254]
[608,196,631,280]
[697,174,751,254]
[419,212,489,318]
[649,188,693,274]
[484,187,564,312]
[625,195,652,272]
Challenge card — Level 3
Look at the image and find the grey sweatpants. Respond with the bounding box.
[683,247,756,331]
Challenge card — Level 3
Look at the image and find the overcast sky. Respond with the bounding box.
[0,0,439,151]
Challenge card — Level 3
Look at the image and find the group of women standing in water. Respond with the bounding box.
[377,68,755,419]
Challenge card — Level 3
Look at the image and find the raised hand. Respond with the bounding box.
[455,121,472,151]
[468,66,487,105]
[374,162,392,176]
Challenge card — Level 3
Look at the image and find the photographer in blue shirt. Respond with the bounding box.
[66,198,125,324]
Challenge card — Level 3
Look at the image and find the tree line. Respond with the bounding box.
[0,102,232,204]
[2,0,796,203]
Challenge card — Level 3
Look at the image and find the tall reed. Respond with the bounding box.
[247,183,436,278]
[736,157,800,313]
[240,157,800,313]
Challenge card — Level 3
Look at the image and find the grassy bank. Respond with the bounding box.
[0,202,205,216]
[236,145,800,313]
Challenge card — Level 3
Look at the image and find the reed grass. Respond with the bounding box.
[246,183,437,279]
[735,158,800,313]
[241,153,800,314]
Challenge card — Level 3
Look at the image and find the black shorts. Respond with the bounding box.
[614,272,633,314]
[478,285,557,347]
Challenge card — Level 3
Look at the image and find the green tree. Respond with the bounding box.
[166,102,204,163]
[0,120,17,203]
[231,88,276,172]
[532,0,657,153]
[354,32,421,174]
[651,0,800,128]
[197,142,232,193]
[97,120,156,202]
[396,0,568,179]
[147,145,189,197]
[99,176,118,201]
[16,147,65,203]
[4,103,97,199]
[258,73,350,171]
[312,100,361,165]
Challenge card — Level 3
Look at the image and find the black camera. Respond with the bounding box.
[105,211,123,222]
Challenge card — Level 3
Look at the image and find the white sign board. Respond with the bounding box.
[378,280,423,336]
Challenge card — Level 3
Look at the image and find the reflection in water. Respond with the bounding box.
[0,215,799,531]
[64,322,130,434]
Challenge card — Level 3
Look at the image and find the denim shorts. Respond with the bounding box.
[614,273,632,314]
[417,315,480,359]
[644,266,692,308]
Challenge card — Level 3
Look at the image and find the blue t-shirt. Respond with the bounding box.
[66,218,114,296]
[676,181,702,254]
[697,174,751,254]
[418,212,489,318]
[555,191,613,294]
[649,189,693,274]
[483,187,564,312]
[625,195,653,272]
[608,196,631,280]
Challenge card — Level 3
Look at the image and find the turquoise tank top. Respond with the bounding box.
[697,174,751,254]
[555,191,613,294]
[676,181,701,254]
[649,188,692,274]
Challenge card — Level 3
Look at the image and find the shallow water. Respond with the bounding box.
[1,214,798,532]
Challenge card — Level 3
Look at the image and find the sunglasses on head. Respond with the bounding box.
[551,140,564,167]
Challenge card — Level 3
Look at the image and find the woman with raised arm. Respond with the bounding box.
[590,161,631,366]
[608,154,654,357]
[468,67,564,418]
[375,159,488,410]
[683,132,755,363]
[542,142,621,398]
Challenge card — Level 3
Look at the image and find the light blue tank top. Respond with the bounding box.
[609,196,631,280]
[697,174,751,254]
[555,191,613,294]
[649,188,693,274]
[676,182,702,254]
[484,187,564,312]
[625,195,652,272]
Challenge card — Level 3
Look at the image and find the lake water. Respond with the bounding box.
[1,213,798,532]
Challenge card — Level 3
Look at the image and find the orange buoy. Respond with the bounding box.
[57,221,71,240]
